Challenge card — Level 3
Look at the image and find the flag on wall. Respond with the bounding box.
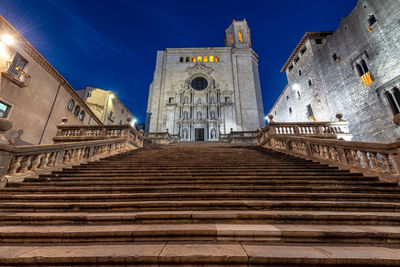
[360,71,374,86]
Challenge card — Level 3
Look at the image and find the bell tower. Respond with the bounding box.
[224,19,251,49]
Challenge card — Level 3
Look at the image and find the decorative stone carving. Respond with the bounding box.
[186,63,214,75]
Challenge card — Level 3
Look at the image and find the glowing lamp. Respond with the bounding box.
[264,116,269,120]
[1,34,14,45]
[292,83,300,90]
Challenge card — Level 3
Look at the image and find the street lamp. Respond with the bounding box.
[292,83,300,90]
[1,34,14,45]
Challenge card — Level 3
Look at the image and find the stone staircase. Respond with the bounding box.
[2,143,400,266]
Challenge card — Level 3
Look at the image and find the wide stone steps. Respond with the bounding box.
[2,144,400,265]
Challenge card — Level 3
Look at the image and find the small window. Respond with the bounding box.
[203,56,208,62]
[180,57,184,62]
[0,101,11,118]
[288,64,293,71]
[315,39,323,44]
[299,69,302,76]
[289,107,292,113]
[274,111,277,115]
[368,15,376,26]
[308,79,312,87]
[225,96,230,103]
[78,110,85,121]
[286,95,289,100]
[122,109,124,114]
[356,63,364,76]
[168,97,174,103]
[238,30,243,42]
[87,92,92,97]
[109,111,113,118]
[307,104,314,117]
[67,99,75,111]
[8,53,28,78]
[215,56,220,62]
[297,91,301,98]
[119,120,123,125]
[209,56,214,62]
[186,57,190,62]
[197,56,202,62]
[300,46,307,55]
[361,60,369,73]
[294,56,299,63]
[192,57,196,62]
[332,53,338,62]
[73,105,80,116]
[385,91,400,115]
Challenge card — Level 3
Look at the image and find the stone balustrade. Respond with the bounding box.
[258,132,400,183]
[54,124,143,147]
[259,121,353,142]
[229,131,259,144]
[144,132,172,144]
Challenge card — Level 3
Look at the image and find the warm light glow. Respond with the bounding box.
[230,34,233,46]
[0,43,7,57]
[203,56,207,62]
[109,94,115,99]
[215,56,220,62]
[192,57,196,62]
[238,31,243,42]
[292,83,300,90]
[264,115,269,120]
[197,56,202,62]
[209,56,214,62]
[1,34,14,45]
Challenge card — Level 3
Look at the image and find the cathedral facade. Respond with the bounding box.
[145,20,264,141]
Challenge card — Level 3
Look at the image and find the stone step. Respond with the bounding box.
[2,185,400,194]
[0,200,398,212]
[0,223,399,244]
[0,210,400,225]
[1,191,400,202]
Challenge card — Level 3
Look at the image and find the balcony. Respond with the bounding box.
[2,61,31,87]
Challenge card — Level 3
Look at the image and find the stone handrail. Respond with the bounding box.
[54,124,144,147]
[0,137,142,187]
[144,132,172,144]
[258,121,353,141]
[229,131,258,144]
[258,132,400,183]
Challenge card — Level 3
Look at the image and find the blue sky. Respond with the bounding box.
[0,0,357,123]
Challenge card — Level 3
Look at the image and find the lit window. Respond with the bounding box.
[238,31,243,42]
[78,111,85,121]
[192,57,196,62]
[203,56,208,62]
[73,105,80,116]
[67,99,75,111]
[230,34,233,46]
[215,56,220,62]
[0,101,11,118]
[209,56,214,62]
[197,56,202,62]
[8,53,28,79]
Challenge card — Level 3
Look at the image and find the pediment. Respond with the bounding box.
[186,63,214,75]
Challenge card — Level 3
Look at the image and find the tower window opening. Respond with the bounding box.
[289,107,292,113]
[294,56,299,63]
[215,56,220,62]
[308,79,312,87]
[300,46,307,55]
[299,69,302,76]
[209,56,214,62]
[179,57,183,62]
[287,95,289,100]
[368,15,376,26]
[230,34,234,46]
[315,39,323,44]
[332,53,338,62]
[238,30,243,42]
[307,104,314,117]
[361,60,369,73]
[192,57,196,62]
[203,56,208,62]
[186,57,190,62]
[297,91,301,98]
[197,56,202,62]
[288,64,293,71]
[385,91,400,115]
[356,63,364,76]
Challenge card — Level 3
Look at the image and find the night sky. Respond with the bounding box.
[0,0,357,124]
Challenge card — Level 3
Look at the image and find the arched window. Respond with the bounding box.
[67,99,75,111]
[179,57,184,62]
[78,110,85,121]
[238,31,243,42]
[210,111,215,119]
[197,111,202,120]
[73,105,80,116]
[186,57,190,62]
[192,57,196,62]
[230,33,234,46]
[215,56,220,62]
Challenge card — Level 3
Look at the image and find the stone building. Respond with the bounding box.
[0,15,101,145]
[268,0,400,143]
[76,86,135,126]
[146,19,265,141]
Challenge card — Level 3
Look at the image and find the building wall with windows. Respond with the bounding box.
[268,0,400,143]
[76,86,135,126]
[146,19,265,141]
[0,16,101,145]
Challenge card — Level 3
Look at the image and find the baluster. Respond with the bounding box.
[369,152,381,170]
[380,154,393,174]
[360,151,371,169]
[30,154,43,171]
[391,154,400,175]
[72,149,79,161]
[7,156,23,175]
[47,152,57,167]
[39,153,50,168]
[20,156,32,173]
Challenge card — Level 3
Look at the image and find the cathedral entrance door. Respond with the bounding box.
[195,128,204,141]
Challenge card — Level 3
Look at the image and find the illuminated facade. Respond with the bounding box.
[146,19,265,141]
